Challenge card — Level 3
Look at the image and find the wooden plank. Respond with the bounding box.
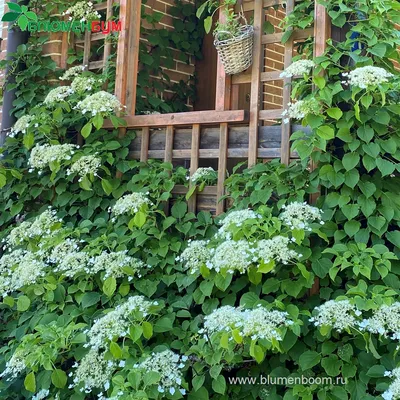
[233,70,281,84]
[248,0,264,167]
[243,0,284,11]
[281,0,295,166]
[164,126,174,163]
[259,109,283,120]
[104,110,249,128]
[216,123,229,215]
[60,30,68,69]
[82,30,92,67]
[94,1,108,10]
[140,127,150,162]
[215,2,231,111]
[88,60,105,70]
[188,124,200,213]
[231,85,240,110]
[262,28,314,44]
[103,0,114,72]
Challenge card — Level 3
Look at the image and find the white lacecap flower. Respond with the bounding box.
[190,167,217,184]
[32,389,50,400]
[0,350,27,380]
[218,209,262,238]
[134,350,186,395]
[279,201,323,231]
[75,91,124,117]
[257,235,299,265]
[345,66,393,89]
[176,240,211,274]
[64,1,101,22]
[111,193,152,216]
[67,155,101,177]
[10,115,33,137]
[44,86,74,105]
[60,65,86,81]
[280,59,315,78]
[71,76,102,93]
[383,367,400,400]
[29,143,78,173]
[281,98,320,123]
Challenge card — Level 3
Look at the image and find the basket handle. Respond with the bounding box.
[214,8,249,41]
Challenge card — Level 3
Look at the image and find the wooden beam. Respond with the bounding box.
[104,110,249,128]
[164,126,174,163]
[140,127,150,162]
[262,28,314,44]
[216,123,229,215]
[248,0,264,167]
[215,3,232,111]
[82,30,91,67]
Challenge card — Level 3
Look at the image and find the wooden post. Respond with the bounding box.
[188,124,201,213]
[164,126,174,163]
[309,1,331,296]
[247,0,264,167]
[281,0,294,166]
[140,127,150,162]
[103,0,114,72]
[217,123,228,215]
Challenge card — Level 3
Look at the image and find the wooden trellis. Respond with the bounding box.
[102,0,331,215]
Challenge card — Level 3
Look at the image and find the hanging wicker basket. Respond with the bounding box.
[213,23,254,75]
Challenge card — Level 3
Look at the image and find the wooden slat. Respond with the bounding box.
[104,110,249,128]
[94,1,108,10]
[281,0,295,166]
[262,28,314,44]
[173,185,217,196]
[216,123,229,215]
[188,124,200,213]
[215,2,231,111]
[243,0,284,11]
[248,0,264,167]
[164,126,174,163]
[140,127,150,162]
[82,30,91,67]
[88,60,105,70]
[103,0,114,72]
[259,109,283,120]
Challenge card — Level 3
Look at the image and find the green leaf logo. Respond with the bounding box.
[1,2,38,31]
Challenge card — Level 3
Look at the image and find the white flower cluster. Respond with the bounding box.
[281,98,320,124]
[85,296,157,350]
[280,60,315,78]
[310,300,362,332]
[32,389,50,400]
[4,209,61,248]
[383,368,400,400]
[190,167,217,184]
[67,155,101,178]
[89,251,146,280]
[59,65,86,81]
[200,305,294,342]
[134,350,187,396]
[10,115,33,137]
[71,76,101,93]
[110,193,152,216]
[0,250,47,296]
[43,86,74,105]
[72,349,115,393]
[343,66,393,89]
[218,209,262,239]
[75,91,124,117]
[359,302,400,340]
[257,236,300,265]
[29,143,78,173]
[279,201,324,231]
[176,240,211,274]
[0,350,26,380]
[208,240,254,274]
[49,239,90,278]
[64,1,101,22]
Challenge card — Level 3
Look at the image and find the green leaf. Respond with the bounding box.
[81,292,101,308]
[327,107,343,120]
[204,16,212,33]
[92,113,104,130]
[142,321,153,339]
[103,276,116,297]
[23,132,34,149]
[212,376,226,394]
[314,76,326,89]
[342,204,359,220]
[192,375,206,392]
[317,125,335,140]
[367,365,385,378]
[220,332,229,349]
[24,371,36,392]
[387,231,400,249]
[344,220,361,237]
[81,122,93,138]
[17,295,30,311]
[171,201,187,219]
[251,344,265,364]
[133,211,147,228]
[299,351,321,370]
[101,179,113,195]
[110,342,123,359]
[321,355,342,377]
[369,43,386,57]
[0,173,6,189]
[51,369,67,389]
[342,153,359,171]
[188,387,209,400]
[376,158,395,177]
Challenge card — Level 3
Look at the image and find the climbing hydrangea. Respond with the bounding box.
[208,240,254,274]
[280,59,315,78]
[257,236,300,265]
[383,368,400,400]
[75,91,124,117]
[44,86,74,105]
[279,201,323,231]
[10,115,33,137]
[281,98,320,124]
[59,65,86,81]
[0,350,26,380]
[110,193,152,216]
[64,1,101,22]
[134,350,187,396]
[28,143,78,173]
[359,302,400,340]
[32,389,50,400]
[190,167,217,184]
[343,66,393,89]
[67,155,101,178]
[310,300,362,332]
[71,76,101,93]
[85,295,157,350]
[218,209,261,239]
[200,306,244,335]
[176,240,211,274]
